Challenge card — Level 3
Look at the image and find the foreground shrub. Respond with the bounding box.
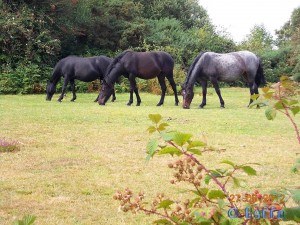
[113,114,296,224]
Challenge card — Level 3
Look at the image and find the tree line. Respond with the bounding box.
[0,0,299,94]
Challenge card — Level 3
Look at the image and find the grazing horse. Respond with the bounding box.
[182,51,266,109]
[98,50,179,106]
[46,56,116,102]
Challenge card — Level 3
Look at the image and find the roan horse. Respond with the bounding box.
[46,56,116,102]
[182,51,265,109]
[98,50,179,106]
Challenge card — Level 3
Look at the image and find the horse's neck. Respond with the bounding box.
[186,71,198,88]
[105,70,120,86]
[50,70,61,85]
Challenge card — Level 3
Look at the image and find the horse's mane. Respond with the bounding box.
[105,50,132,77]
[185,51,206,84]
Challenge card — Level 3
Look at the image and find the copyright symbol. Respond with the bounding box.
[228,208,238,218]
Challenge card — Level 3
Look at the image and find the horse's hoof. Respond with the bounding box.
[220,106,225,108]
[127,102,132,106]
[111,98,116,102]
[71,99,75,102]
[57,99,62,102]
[136,103,141,106]
[175,102,179,106]
[156,103,163,106]
[199,105,204,109]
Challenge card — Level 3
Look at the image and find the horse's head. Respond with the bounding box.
[181,83,194,109]
[46,81,56,101]
[98,81,113,105]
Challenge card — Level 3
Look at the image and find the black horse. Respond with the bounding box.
[46,56,116,102]
[98,50,179,106]
[182,51,266,109]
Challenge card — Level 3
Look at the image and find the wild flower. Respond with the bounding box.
[0,137,20,152]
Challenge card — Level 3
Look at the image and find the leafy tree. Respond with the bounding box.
[238,24,274,55]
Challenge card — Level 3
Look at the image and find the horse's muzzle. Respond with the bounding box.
[183,105,190,109]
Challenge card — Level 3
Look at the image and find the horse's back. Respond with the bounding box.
[127,51,174,78]
[199,52,248,82]
[53,56,111,81]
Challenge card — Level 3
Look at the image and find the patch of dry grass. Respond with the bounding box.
[0,89,299,224]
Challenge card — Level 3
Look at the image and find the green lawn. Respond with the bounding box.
[0,88,299,225]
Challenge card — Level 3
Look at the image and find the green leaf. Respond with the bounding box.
[207,190,226,199]
[289,100,299,105]
[283,207,300,222]
[262,87,270,93]
[146,139,158,160]
[158,122,169,131]
[265,107,276,120]
[147,126,157,134]
[249,99,267,108]
[14,215,36,225]
[280,75,289,81]
[157,200,174,209]
[274,101,284,110]
[251,94,260,100]
[158,146,182,156]
[193,213,212,224]
[228,218,245,225]
[149,114,162,124]
[187,141,206,149]
[187,148,202,156]
[233,177,241,188]
[221,160,235,168]
[173,132,192,146]
[192,188,209,196]
[242,166,257,176]
[161,131,176,141]
[153,219,173,225]
[290,189,300,204]
[264,92,274,99]
[204,175,211,185]
[291,106,300,116]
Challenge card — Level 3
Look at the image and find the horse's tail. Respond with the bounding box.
[255,58,266,87]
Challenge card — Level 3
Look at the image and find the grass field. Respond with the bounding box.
[0,88,299,225]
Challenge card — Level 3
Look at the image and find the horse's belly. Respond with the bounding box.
[219,72,241,82]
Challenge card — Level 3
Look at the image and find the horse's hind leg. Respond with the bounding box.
[166,75,179,106]
[211,78,225,108]
[248,81,258,107]
[157,75,167,106]
[70,80,77,102]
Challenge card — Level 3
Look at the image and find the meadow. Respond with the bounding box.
[0,88,299,225]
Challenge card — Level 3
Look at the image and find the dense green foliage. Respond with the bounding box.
[0,0,299,94]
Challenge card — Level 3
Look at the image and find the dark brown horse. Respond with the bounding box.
[98,50,179,106]
[46,56,116,102]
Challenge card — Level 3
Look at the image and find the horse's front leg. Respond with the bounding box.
[70,80,77,102]
[111,88,116,102]
[211,78,225,108]
[128,75,141,106]
[199,80,207,108]
[157,75,167,106]
[127,75,136,106]
[58,77,69,102]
